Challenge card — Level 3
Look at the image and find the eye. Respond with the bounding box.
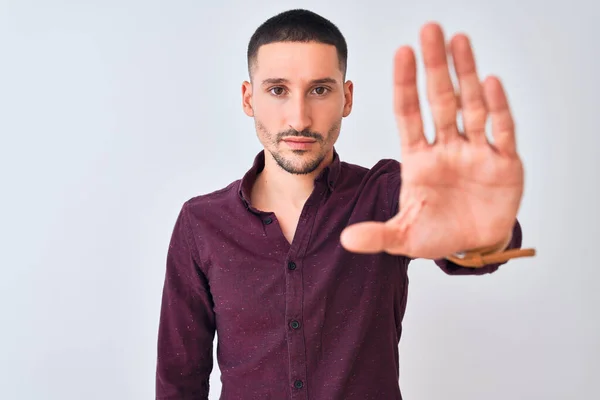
[312,87,329,96]
[269,87,286,96]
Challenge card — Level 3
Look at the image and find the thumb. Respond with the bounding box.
[340,196,423,254]
[340,221,401,254]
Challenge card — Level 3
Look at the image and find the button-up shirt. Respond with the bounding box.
[155,150,523,400]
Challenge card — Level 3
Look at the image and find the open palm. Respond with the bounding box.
[341,23,524,260]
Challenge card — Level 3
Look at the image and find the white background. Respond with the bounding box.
[1,0,598,399]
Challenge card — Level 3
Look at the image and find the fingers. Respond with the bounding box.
[483,76,517,156]
[420,23,460,144]
[394,46,427,150]
[449,34,488,144]
[398,22,514,154]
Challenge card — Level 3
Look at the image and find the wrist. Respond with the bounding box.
[449,232,512,263]
[445,229,535,268]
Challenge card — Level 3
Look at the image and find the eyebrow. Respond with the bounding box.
[261,77,339,87]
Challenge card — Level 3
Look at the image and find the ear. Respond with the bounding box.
[242,81,254,117]
[342,80,354,117]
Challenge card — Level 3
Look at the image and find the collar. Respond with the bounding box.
[238,148,341,211]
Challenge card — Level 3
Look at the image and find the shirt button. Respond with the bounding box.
[294,380,304,389]
[263,217,272,225]
[288,261,296,270]
[290,320,300,329]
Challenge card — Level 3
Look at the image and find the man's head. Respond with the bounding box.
[242,9,354,175]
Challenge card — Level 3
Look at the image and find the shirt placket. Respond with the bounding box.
[285,205,311,400]
[285,187,325,400]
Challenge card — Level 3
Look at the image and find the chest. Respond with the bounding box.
[202,207,405,335]
[272,208,301,245]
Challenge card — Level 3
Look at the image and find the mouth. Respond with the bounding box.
[282,137,317,143]
[281,138,317,150]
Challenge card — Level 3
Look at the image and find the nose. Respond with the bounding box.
[287,94,312,133]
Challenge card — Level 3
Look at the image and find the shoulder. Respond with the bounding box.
[339,157,401,184]
[179,179,242,218]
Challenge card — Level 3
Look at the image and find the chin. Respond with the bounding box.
[273,150,325,175]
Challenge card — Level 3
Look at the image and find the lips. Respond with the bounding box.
[282,138,316,143]
[282,138,317,150]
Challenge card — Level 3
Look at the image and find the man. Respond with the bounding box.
[155,8,535,400]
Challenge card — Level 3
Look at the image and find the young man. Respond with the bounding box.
[155,9,535,400]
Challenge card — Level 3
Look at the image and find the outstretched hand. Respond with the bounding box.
[340,22,524,260]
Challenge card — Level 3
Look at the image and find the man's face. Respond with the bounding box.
[242,41,353,175]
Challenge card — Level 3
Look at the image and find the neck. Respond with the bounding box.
[253,150,334,210]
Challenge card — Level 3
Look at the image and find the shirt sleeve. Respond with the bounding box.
[156,201,216,400]
[387,162,523,275]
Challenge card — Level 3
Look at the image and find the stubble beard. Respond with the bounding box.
[256,120,340,175]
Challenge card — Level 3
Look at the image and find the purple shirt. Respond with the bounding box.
[156,149,522,399]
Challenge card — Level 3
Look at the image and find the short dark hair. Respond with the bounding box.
[246,9,348,80]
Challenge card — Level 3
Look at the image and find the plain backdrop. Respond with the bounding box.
[1,0,598,399]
